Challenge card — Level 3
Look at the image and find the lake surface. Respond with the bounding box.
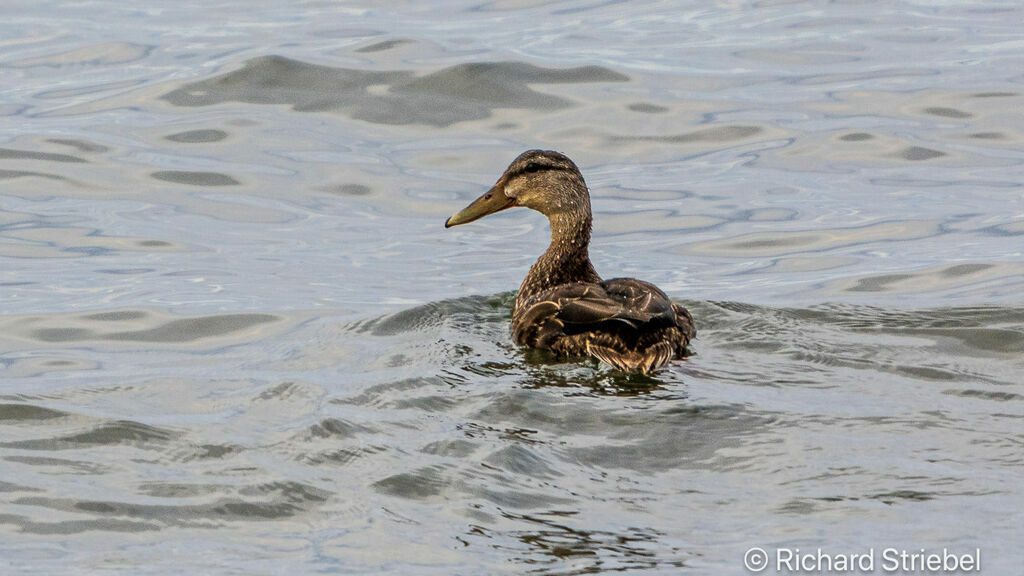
[2,1,1022,574]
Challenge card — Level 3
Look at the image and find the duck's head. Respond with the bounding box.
[445,149,590,228]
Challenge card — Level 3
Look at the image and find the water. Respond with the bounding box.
[2,1,1022,574]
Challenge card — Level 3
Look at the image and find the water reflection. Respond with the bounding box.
[0,309,288,348]
[3,0,1024,573]
[10,477,331,532]
[162,56,629,126]
[7,42,152,68]
[0,148,86,163]
[681,221,940,257]
[164,129,229,143]
[150,170,240,186]
[492,511,678,573]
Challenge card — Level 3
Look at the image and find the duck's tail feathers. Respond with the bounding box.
[587,340,674,375]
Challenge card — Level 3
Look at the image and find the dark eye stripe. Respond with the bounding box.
[519,161,559,176]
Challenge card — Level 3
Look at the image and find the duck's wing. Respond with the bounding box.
[602,278,696,341]
[514,282,646,342]
[671,301,697,341]
[555,279,677,330]
[512,279,693,372]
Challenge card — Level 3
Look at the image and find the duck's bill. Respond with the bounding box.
[444,186,515,228]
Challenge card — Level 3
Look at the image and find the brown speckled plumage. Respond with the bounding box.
[446,150,695,374]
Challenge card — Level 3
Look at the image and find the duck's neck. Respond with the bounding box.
[515,211,601,314]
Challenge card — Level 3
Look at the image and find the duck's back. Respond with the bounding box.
[511,278,695,373]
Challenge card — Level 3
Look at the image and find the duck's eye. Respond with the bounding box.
[524,162,541,173]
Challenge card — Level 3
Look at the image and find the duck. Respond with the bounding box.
[445,149,695,374]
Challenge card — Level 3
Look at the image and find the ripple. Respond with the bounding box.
[839,132,874,141]
[12,480,331,529]
[828,261,1024,299]
[681,220,939,257]
[46,138,110,153]
[357,294,512,337]
[736,46,861,66]
[162,56,628,126]
[420,439,479,458]
[164,129,228,143]
[303,417,376,439]
[0,481,43,493]
[82,310,148,321]
[299,446,386,466]
[944,389,1022,402]
[924,106,972,119]
[697,301,1024,396]
[0,169,67,181]
[622,125,762,143]
[469,389,766,473]
[486,511,682,572]
[4,356,99,378]
[373,465,449,500]
[599,210,725,234]
[0,147,86,163]
[8,42,152,68]
[31,314,279,343]
[355,39,414,53]
[169,443,244,462]
[0,225,183,259]
[627,102,668,113]
[898,146,946,161]
[151,170,239,186]
[983,221,1024,237]
[0,514,160,534]
[870,490,935,503]
[1,420,175,450]
[973,91,1017,98]
[5,455,111,475]
[790,67,938,86]
[483,444,560,479]
[0,403,69,421]
[1,309,286,349]
[320,183,372,196]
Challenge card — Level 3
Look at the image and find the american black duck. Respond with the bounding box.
[445,150,695,374]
